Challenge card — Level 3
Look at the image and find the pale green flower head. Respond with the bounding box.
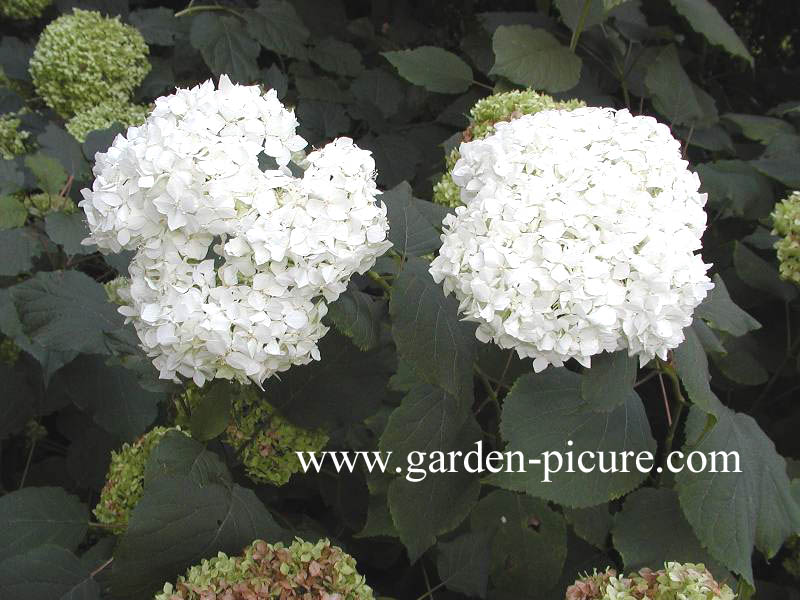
[29,9,150,117]
[566,563,734,600]
[0,0,51,20]
[155,538,374,600]
[772,190,800,286]
[23,191,76,218]
[66,101,148,142]
[0,113,31,159]
[94,426,186,533]
[177,384,329,486]
[433,89,585,208]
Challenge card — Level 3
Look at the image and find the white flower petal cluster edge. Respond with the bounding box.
[429,106,714,372]
[80,76,392,386]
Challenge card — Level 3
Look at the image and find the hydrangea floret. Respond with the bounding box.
[94,426,186,533]
[772,190,800,286]
[566,563,734,600]
[66,101,149,142]
[433,90,585,207]
[0,0,51,20]
[80,76,392,386]
[29,9,150,117]
[177,383,328,486]
[429,107,714,372]
[0,113,31,159]
[155,538,374,600]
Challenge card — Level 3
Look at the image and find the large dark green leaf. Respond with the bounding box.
[694,274,761,336]
[490,25,581,93]
[580,350,638,412]
[645,45,703,126]
[309,37,363,77]
[696,160,774,220]
[751,133,800,187]
[143,430,232,488]
[382,182,442,257]
[390,257,477,404]
[9,271,123,354]
[190,13,260,83]
[673,322,718,417]
[0,228,42,276]
[36,125,90,180]
[350,69,403,118]
[733,242,797,302]
[246,0,309,59]
[0,545,100,600]
[470,489,567,596]
[722,113,794,144]
[24,154,68,196]
[357,134,420,188]
[0,195,26,230]
[676,399,800,584]
[44,213,91,257]
[668,0,753,66]
[0,362,36,440]
[383,46,474,94]
[487,369,656,507]
[0,487,88,562]
[436,531,491,599]
[129,8,180,46]
[326,286,384,351]
[0,160,24,196]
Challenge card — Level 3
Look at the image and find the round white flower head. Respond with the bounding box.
[429,107,714,372]
[80,76,392,386]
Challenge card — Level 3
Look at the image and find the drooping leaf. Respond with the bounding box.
[143,430,232,488]
[44,212,91,256]
[470,489,568,596]
[0,487,88,562]
[668,0,753,66]
[751,133,800,187]
[390,257,477,404]
[490,25,581,93]
[326,285,385,351]
[676,399,800,584]
[486,369,656,507]
[0,545,100,600]
[696,160,774,220]
[710,333,769,386]
[436,531,491,599]
[673,323,718,417]
[580,350,638,412]
[383,46,474,94]
[722,113,794,144]
[0,228,42,276]
[246,0,310,59]
[694,274,761,336]
[8,270,123,354]
[645,45,703,126]
[733,241,797,302]
[382,181,442,257]
[190,13,260,83]
[563,504,613,549]
[309,37,363,77]
[24,154,68,196]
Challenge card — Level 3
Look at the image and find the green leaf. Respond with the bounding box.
[24,154,68,196]
[189,382,232,442]
[722,113,795,144]
[383,46,474,94]
[555,0,607,32]
[645,45,703,126]
[296,100,350,143]
[390,256,477,404]
[668,0,753,66]
[44,213,91,256]
[129,8,180,46]
[0,362,36,440]
[710,333,769,386]
[0,160,24,196]
[696,160,774,220]
[350,69,403,118]
[246,0,310,59]
[382,181,442,257]
[470,489,568,596]
[0,195,26,229]
[0,487,88,562]
[580,350,638,412]
[387,419,482,562]
[8,271,123,354]
[490,25,581,93]
[486,369,656,507]
[673,323,718,416]
[144,430,232,488]
[51,355,163,441]
[326,286,384,351]
[563,504,613,549]
[0,545,100,600]
[751,133,800,187]
[0,37,34,81]
[694,274,761,336]
[733,242,797,301]
[82,124,126,162]
[612,488,724,577]
[0,228,42,276]
[436,531,491,599]
[676,399,800,584]
[357,134,420,188]
[36,124,90,180]
[112,475,283,599]
[190,13,260,83]
[309,37,363,77]
[356,494,398,538]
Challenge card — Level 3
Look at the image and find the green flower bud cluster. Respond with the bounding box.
[772,190,800,286]
[0,0,51,20]
[23,191,76,218]
[66,100,149,142]
[29,9,150,119]
[0,113,31,159]
[566,563,734,600]
[432,90,585,208]
[784,535,800,579]
[94,426,186,533]
[0,339,21,365]
[155,538,374,600]
[177,384,329,486]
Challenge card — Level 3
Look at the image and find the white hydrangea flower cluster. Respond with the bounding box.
[429,107,714,372]
[80,76,391,386]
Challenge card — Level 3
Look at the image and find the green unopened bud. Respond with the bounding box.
[66,101,148,142]
[94,426,187,533]
[432,90,584,208]
[0,0,51,20]
[23,192,76,218]
[155,537,374,600]
[772,190,800,286]
[176,384,329,486]
[29,9,150,117]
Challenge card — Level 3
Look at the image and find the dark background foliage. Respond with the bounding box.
[2,1,800,599]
